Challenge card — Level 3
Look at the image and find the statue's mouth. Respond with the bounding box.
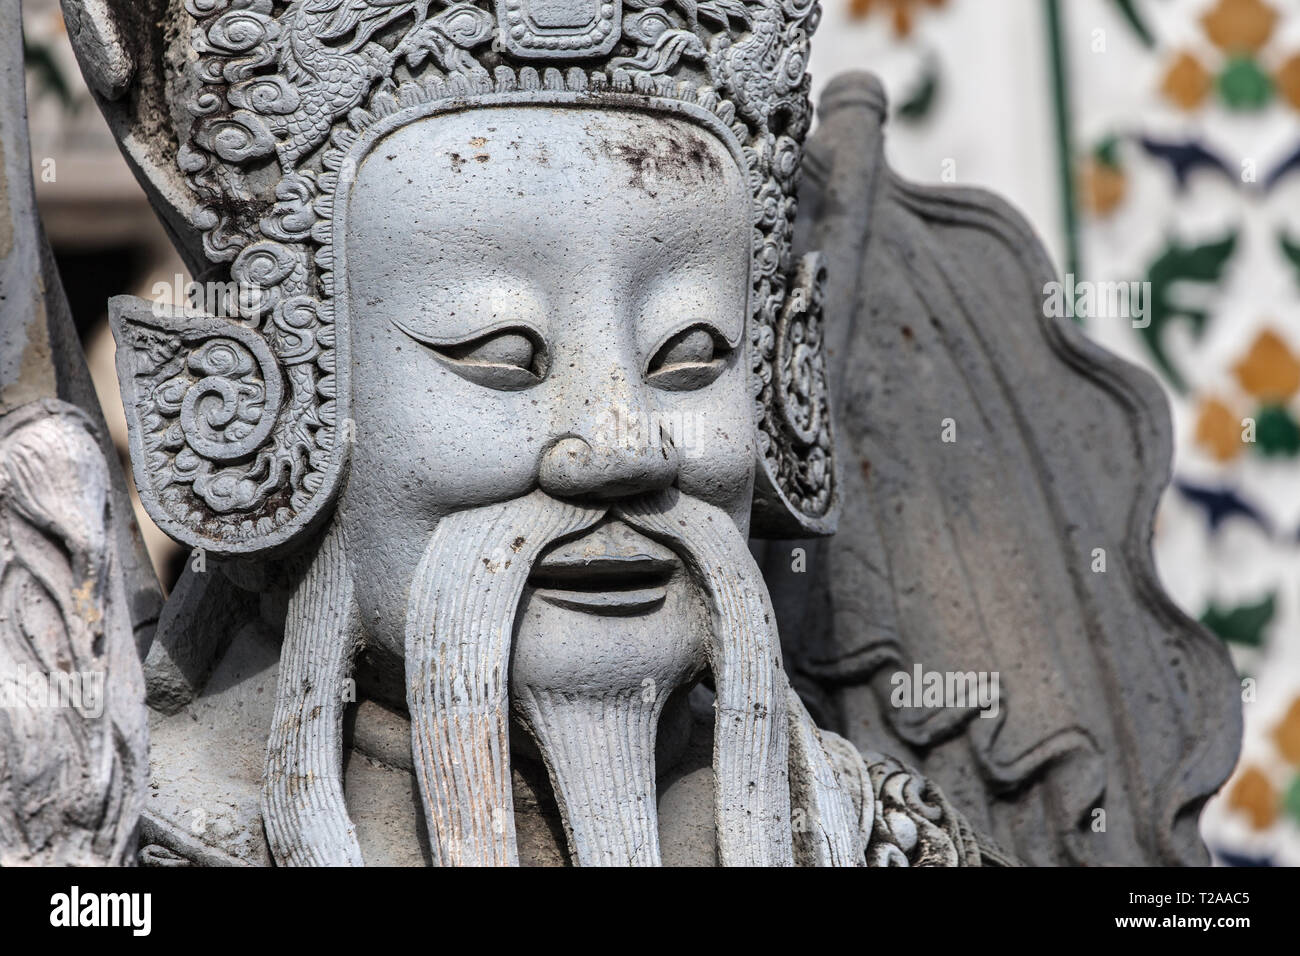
[528,519,678,614]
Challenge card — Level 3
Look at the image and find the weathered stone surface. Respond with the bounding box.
[0,0,152,865]
[0,399,148,865]
[0,0,160,655]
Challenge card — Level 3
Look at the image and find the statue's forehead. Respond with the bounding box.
[352,105,747,196]
[340,104,755,346]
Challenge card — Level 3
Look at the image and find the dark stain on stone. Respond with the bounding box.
[599,122,725,196]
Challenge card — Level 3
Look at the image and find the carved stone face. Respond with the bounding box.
[339,106,756,667]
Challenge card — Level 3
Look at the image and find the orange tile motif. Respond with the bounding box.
[1233,329,1300,402]
[1202,0,1278,55]
[1276,52,1300,110]
[1161,50,1214,110]
[1195,397,1245,461]
[848,0,946,37]
[1274,696,1300,765]
[1227,765,1279,829]
[1080,157,1127,215]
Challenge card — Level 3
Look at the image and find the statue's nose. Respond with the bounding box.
[538,427,680,501]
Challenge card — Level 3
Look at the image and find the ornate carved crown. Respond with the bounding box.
[113,0,835,555]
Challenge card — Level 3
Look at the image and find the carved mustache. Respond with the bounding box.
[404,488,792,866]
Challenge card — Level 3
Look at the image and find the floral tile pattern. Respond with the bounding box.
[1067,0,1300,865]
[810,0,1300,865]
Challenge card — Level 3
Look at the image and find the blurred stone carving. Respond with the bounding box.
[0,400,147,865]
[1,0,153,865]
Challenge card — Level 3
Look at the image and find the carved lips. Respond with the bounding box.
[528,519,679,614]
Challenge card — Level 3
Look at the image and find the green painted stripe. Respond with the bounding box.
[1046,0,1081,285]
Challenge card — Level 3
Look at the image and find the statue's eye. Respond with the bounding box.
[396,323,548,391]
[646,325,731,391]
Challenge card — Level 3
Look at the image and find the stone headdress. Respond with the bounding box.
[99,0,836,556]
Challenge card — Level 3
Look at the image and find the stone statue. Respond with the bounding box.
[1,0,153,865]
[0,0,1240,866]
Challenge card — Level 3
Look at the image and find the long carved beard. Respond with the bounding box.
[404,488,793,866]
[403,491,602,865]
